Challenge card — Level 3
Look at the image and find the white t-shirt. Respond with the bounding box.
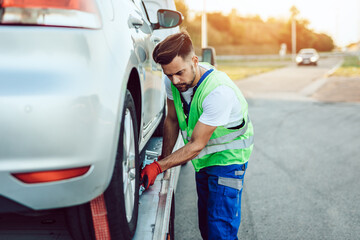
[164,65,243,128]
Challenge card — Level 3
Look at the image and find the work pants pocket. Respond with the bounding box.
[208,176,242,221]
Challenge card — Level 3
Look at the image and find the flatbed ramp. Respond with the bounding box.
[0,136,182,240]
[134,136,181,240]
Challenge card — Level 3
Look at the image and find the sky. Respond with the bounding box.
[184,0,360,47]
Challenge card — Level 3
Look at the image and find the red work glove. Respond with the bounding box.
[141,161,163,190]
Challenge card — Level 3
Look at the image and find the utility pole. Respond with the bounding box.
[358,1,360,46]
[201,0,207,48]
[290,6,299,61]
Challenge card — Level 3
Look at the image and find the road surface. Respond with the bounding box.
[235,57,343,100]
[175,56,360,240]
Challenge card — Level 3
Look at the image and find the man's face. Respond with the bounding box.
[162,55,197,92]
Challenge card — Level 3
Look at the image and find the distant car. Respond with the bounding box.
[0,0,181,239]
[296,48,319,66]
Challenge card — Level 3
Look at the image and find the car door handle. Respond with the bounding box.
[129,14,143,29]
[150,36,161,44]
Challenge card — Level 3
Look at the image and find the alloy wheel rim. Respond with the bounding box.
[122,108,136,222]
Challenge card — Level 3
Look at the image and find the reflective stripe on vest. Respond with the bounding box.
[207,116,249,146]
[194,135,254,159]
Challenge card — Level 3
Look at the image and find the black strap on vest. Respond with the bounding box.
[227,119,245,130]
[180,69,214,122]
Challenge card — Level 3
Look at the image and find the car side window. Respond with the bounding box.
[141,1,161,23]
[132,0,151,25]
[141,1,151,22]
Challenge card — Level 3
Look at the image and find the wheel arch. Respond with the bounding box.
[127,68,142,138]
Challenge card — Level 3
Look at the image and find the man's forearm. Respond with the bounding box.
[161,116,179,157]
[158,121,217,172]
[158,139,202,172]
[159,125,200,171]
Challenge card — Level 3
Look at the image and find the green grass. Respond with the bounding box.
[216,59,289,80]
[217,65,279,80]
[342,55,360,67]
[332,55,360,77]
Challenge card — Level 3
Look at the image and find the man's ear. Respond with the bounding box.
[192,55,199,66]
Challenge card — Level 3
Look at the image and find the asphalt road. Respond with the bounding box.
[235,57,342,100]
[175,57,360,239]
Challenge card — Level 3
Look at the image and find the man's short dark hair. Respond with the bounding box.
[153,30,194,65]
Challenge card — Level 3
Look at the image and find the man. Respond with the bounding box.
[141,31,254,240]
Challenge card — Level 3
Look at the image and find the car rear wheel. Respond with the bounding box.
[66,90,140,240]
[105,90,140,239]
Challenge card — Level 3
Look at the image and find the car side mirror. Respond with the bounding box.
[202,47,216,66]
[152,9,183,30]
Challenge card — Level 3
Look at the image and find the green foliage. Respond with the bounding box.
[342,56,360,67]
[278,19,335,52]
[174,1,335,55]
[313,33,335,52]
[207,12,231,33]
[332,56,360,77]
[174,0,189,24]
[217,59,289,80]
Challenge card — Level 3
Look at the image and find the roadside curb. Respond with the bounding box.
[300,58,344,97]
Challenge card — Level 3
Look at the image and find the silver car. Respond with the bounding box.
[296,48,320,66]
[0,0,182,239]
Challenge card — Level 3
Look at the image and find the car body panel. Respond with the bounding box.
[0,0,176,211]
[0,26,126,210]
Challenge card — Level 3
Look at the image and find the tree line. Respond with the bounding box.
[175,0,335,55]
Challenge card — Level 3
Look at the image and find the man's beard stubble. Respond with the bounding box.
[175,65,196,92]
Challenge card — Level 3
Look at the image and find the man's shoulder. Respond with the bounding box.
[202,70,234,94]
[206,85,237,99]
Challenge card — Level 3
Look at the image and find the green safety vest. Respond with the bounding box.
[171,63,254,172]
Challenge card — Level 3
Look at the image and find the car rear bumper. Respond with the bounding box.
[0,26,130,211]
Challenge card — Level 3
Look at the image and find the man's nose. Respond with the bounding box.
[172,75,180,85]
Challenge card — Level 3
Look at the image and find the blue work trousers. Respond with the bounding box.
[196,163,247,240]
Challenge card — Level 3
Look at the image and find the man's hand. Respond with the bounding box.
[141,161,163,189]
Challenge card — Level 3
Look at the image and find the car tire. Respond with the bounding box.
[105,90,140,239]
[65,203,96,240]
[66,90,140,240]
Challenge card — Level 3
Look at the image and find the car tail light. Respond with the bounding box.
[0,0,101,29]
[12,166,91,184]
